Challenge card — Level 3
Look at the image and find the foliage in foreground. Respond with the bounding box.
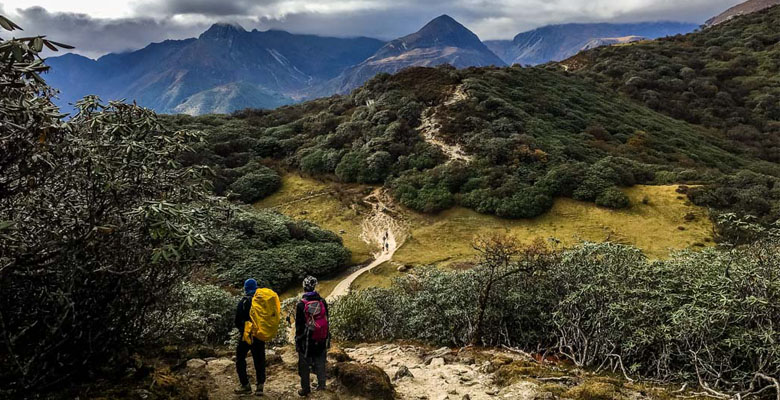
[0,93,217,392]
[0,16,351,394]
[331,234,780,396]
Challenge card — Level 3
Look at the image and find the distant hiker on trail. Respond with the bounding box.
[234,279,281,396]
[295,276,329,396]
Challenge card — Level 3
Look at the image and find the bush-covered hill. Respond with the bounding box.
[563,5,780,162]
[169,63,759,220]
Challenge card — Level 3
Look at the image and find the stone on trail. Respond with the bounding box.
[332,362,395,400]
[394,365,414,380]
[430,357,446,367]
[186,358,207,369]
[424,347,452,364]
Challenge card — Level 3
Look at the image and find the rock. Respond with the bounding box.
[186,359,207,369]
[394,365,414,380]
[430,357,446,367]
[204,357,217,362]
[397,265,409,272]
[479,361,496,373]
[459,356,475,365]
[462,395,471,400]
[424,347,452,364]
[332,362,395,400]
[265,352,283,366]
[486,388,499,395]
[328,348,352,362]
[534,392,555,400]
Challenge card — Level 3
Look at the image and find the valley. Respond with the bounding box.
[261,173,713,298]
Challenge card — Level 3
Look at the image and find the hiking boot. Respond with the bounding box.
[234,384,252,394]
[254,384,264,396]
[298,388,311,397]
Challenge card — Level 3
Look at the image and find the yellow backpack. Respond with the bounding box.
[242,288,281,344]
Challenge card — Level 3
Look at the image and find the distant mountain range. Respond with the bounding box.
[46,16,704,115]
[45,24,384,114]
[484,22,697,66]
[705,0,780,26]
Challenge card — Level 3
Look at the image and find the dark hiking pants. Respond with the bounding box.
[298,350,326,391]
[236,339,266,386]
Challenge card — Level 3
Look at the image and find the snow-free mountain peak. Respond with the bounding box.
[199,22,248,40]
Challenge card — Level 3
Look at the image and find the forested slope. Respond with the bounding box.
[171,63,764,220]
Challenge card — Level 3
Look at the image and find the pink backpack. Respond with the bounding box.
[302,299,329,342]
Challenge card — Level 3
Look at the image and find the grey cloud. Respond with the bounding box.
[3,7,209,58]
[136,0,275,17]
[2,0,745,58]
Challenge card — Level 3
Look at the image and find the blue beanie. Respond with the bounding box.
[244,279,258,295]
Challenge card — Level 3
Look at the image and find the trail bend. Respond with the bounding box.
[327,188,406,301]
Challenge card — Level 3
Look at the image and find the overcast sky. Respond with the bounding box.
[0,0,742,58]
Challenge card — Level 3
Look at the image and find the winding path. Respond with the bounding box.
[327,189,404,301]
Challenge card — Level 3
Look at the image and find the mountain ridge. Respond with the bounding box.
[705,0,780,25]
[313,15,506,96]
[485,21,697,65]
[45,26,386,114]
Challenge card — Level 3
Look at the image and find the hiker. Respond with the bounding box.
[234,279,281,396]
[295,276,329,396]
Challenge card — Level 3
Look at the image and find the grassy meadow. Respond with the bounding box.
[259,173,714,295]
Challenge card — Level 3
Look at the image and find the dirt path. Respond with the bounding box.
[419,85,473,163]
[327,189,405,301]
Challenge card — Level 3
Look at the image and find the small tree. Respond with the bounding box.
[470,234,558,344]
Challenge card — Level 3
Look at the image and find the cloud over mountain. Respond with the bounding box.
[1,0,743,58]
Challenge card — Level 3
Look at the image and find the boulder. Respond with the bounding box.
[332,362,395,400]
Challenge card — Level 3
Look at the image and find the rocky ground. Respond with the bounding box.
[169,342,695,400]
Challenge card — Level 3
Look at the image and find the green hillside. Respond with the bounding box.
[170,65,758,221]
[564,5,780,157]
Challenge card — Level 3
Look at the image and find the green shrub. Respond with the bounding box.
[228,167,282,203]
[595,187,630,209]
[169,283,237,344]
[332,234,780,394]
[216,209,351,292]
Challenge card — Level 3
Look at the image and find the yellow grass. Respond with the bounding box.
[255,173,373,266]
[259,174,714,292]
[396,185,713,265]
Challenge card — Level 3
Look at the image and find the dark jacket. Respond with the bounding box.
[295,292,329,356]
[235,295,252,335]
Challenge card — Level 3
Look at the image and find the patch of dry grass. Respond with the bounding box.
[255,173,374,266]
[258,174,714,292]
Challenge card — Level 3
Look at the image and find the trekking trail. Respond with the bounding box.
[327,189,406,301]
[418,84,473,163]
